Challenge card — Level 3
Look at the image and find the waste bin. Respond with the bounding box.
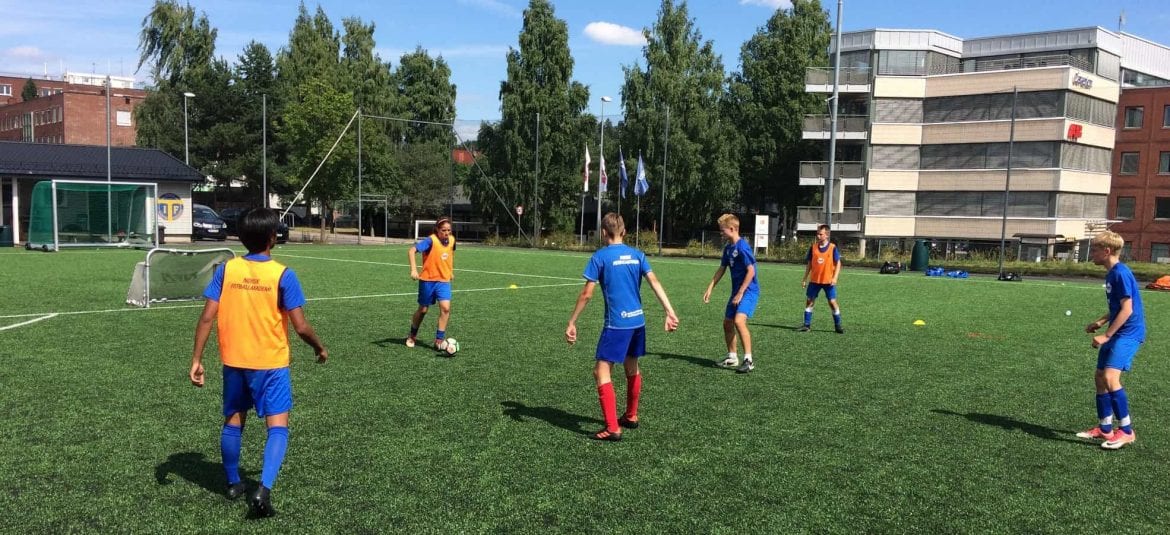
[909,239,930,271]
[158,225,166,245]
[0,225,12,247]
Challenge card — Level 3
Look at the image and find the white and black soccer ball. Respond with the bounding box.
[439,338,459,356]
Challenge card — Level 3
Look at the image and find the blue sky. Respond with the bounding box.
[2,0,1168,138]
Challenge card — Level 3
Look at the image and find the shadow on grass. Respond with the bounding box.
[649,352,717,368]
[373,337,407,348]
[501,401,602,436]
[155,451,254,497]
[753,323,808,332]
[931,409,1086,445]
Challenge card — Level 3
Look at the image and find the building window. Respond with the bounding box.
[1124,106,1144,128]
[1152,244,1170,263]
[1116,197,1135,220]
[116,111,132,127]
[1120,152,1140,174]
[0,84,11,96]
[1165,105,1170,128]
[1161,152,1170,174]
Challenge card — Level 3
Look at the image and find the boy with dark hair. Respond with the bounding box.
[1077,230,1145,450]
[800,224,843,334]
[190,207,328,517]
[703,214,760,373]
[566,213,679,441]
[406,218,456,351]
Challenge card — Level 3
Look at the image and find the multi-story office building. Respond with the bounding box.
[803,27,1170,259]
[0,73,145,146]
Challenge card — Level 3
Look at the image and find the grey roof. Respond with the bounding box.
[0,141,204,182]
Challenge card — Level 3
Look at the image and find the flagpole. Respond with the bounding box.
[659,104,669,256]
[596,96,611,242]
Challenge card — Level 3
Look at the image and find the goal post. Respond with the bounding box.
[126,247,236,308]
[27,180,159,251]
[413,219,487,241]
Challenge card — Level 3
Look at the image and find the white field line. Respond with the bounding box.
[0,282,581,322]
[0,313,59,331]
[275,252,583,281]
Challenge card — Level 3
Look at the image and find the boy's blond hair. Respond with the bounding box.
[601,212,626,238]
[1091,230,1124,253]
[717,214,740,231]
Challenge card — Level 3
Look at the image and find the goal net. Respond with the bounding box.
[413,219,489,241]
[126,247,236,308]
[27,180,159,251]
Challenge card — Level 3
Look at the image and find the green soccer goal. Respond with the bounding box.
[26,180,159,251]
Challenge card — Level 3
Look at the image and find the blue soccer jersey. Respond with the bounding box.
[721,237,759,294]
[1105,262,1145,341]
[583,244,652,329]
[203,253,307,311]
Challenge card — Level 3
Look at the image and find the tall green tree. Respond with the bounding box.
[393,47,457,146]
[726,0,830,233]
[136,0,217,85]
[475,0,590,238]
[231,41,279,202]
[281,77,358,240]
[275,4,341,105]
[338,17,398,202]
[620,0,738,239]
[21,78,37,101]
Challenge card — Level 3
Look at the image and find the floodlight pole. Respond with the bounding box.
[997,86,1019,278]
[597,96,611,242]
[534,112,540,245]
[106,75,112,244]
[826,0,843,229]
[357,109,362,245]
[659,104,669,256]
[262,93,267,208]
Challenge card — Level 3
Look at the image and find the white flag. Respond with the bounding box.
[599,152,608,193]
[583,145,591,192]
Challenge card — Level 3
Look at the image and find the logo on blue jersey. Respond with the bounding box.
[1105,282,1112,294]
[620,309,644,319]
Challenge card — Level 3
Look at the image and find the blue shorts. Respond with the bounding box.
[806,283,837,300]
[595,326,646,364]
[725,291,759,319]
[418,281,452,306]
[1097,337,1141,371]
[223,366,293,418]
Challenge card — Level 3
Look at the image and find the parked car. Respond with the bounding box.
[191,204,227,241]
[218,207,245,236]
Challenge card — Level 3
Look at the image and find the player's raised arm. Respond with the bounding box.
[645,272,679,332]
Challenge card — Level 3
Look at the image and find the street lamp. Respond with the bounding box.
[183,92,195,165]
[596,96,612,241]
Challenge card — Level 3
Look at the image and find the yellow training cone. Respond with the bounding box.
[508,284,519,289]
[913,320,926,326]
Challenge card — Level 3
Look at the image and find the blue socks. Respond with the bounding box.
[261,426,289,489]
[436,329,446,341]
[833,310,842,326]
[1095,393,1113,433]
[220,424,243,485]
[803,308,812,326]
[1110,388,1132,434]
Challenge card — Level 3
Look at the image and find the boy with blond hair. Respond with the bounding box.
[1076,230,1145,450]
[799,224,843,334]
[566,213,679,441]
[703,214,760,373]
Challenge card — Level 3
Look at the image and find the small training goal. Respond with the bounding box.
[126,247,235,308]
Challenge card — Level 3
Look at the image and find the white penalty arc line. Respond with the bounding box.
[275,252,582,281]
[0,282,581,321]
[0,313,59,331]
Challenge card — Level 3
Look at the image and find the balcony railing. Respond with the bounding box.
[926,53,1093,75]
[797,206,862,225]
[800,161,865,180]
[803,115,868,134]
[805,67,871,86]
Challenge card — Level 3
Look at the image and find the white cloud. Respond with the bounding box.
[4,46,47,60]
[456,0,521,19]
[583,22,647,47]
[739,0,792,9]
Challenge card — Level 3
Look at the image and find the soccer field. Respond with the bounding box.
[1,243,1168,532]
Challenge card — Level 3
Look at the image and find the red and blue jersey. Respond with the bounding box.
[721,237,759,294]
[583,244,652,330]
[1105,262,1145,342]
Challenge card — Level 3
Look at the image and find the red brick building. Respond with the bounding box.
[1111,86,1170,262]
[0,74,146,147]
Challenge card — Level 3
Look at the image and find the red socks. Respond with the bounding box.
[624,374,641,420]
[597,382,618,432]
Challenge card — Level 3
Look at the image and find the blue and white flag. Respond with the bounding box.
[618,147,629,199]
[634,153,649,197]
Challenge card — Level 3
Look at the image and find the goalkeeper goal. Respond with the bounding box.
[27,180,159,251]
[126,247,236,308]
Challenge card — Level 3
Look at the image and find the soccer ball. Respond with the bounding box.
[440,338,459,356]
